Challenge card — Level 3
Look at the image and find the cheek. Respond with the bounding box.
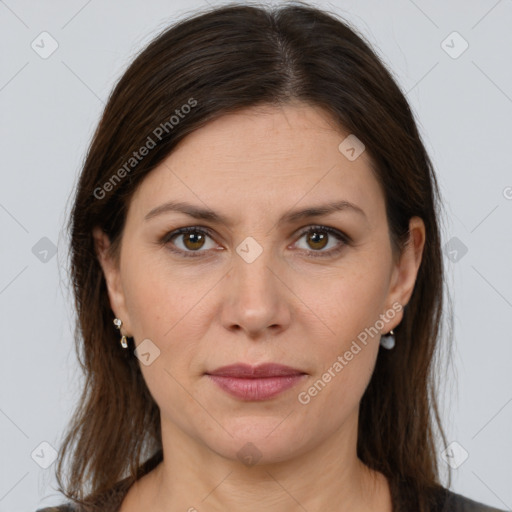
[302,257,392,345]
[297,294,383,424]
[121,251,197,338]
[120,255,206,419]
[305,348,378,429]
[120,252,215,386]
[295,257,390,398]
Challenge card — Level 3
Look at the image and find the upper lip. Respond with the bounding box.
[206,363,306,378]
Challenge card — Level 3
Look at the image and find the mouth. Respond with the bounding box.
[205,363,307,401]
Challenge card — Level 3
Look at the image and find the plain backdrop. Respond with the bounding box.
[0,1,511,511]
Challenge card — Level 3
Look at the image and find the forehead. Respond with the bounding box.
[128,103,384,224]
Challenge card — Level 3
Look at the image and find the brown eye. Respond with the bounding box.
[181,231,207,251]
[161,225,349,259]
[163,227,217,257]
[294,226,349,257]
[305,229,329,251]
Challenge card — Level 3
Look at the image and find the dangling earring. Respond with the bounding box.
[380,329,395,350]
[113,318,128,349]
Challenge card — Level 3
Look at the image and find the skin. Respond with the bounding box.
[94,102,425,512]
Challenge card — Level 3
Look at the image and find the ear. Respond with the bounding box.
[383,216,426,330]
[92,226,133,336]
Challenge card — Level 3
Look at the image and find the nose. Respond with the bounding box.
[220,241,292,339]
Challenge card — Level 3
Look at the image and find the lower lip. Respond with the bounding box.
[206,374,306,401]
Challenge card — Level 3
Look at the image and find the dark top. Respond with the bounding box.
[36,450,508,512]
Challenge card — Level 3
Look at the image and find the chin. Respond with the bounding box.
[201,416,310,466]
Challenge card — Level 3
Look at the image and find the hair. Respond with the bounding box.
[56,2,454,511]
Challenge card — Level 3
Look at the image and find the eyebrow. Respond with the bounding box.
[144,199,367,226]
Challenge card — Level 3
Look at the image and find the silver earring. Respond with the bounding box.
[113,318,128,349]
[380,329,395,350]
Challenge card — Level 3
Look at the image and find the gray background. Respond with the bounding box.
[1,0,511,510]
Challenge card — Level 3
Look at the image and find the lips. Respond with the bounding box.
[206,363,305,378]
[205,363,307,401]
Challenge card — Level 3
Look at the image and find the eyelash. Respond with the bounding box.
[159,225,351,259]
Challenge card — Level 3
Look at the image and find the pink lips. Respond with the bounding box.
[205,363,307,401]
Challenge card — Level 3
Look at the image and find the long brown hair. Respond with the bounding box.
[56,2,454,510]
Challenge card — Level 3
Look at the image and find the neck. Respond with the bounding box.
[138,414,392,512]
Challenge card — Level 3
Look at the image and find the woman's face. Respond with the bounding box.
[95,102,425,464]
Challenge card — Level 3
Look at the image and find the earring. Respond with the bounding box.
[113,318,128,349]
[380,329,395,350]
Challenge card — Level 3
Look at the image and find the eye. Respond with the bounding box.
[161,226,218,257]
[160,225,350,258]
[293,225,349,257]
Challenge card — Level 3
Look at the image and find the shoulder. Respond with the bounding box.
[437,488,507,512]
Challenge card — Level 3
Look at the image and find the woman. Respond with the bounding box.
[37,2,506,511]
